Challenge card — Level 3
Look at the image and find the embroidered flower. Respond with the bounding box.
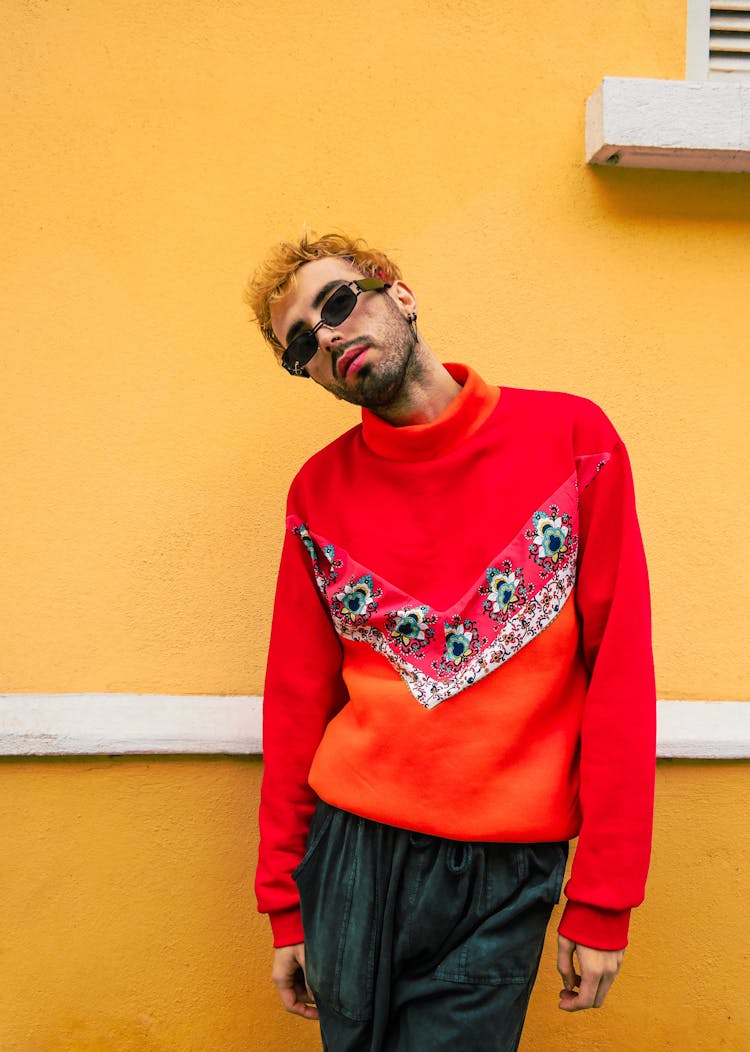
[386,606,436,654]
[333,574,379,624]
[484,566,523,617]
[531,511,569,564]
[294,524,317,562]
[293,524,341,586]
[442,619,475,667]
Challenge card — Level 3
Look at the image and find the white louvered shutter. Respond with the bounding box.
[709,1,750,76]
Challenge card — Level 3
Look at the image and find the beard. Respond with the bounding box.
[327,304,422,411]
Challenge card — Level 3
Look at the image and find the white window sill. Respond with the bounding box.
[1,695,748,759]
[586,77,750,172]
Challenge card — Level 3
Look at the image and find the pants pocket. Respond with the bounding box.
[434,842,567,986]
[550,842,568,904]
[292,799,334,883]
[294,808,377,1022]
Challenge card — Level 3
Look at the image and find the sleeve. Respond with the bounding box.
[254,502,349,948]
[557,420,657,951]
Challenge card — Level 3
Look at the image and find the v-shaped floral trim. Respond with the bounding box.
[289,453,610,709]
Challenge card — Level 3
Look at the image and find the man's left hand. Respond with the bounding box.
[556,934,624,1011]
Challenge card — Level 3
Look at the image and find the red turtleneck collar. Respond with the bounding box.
[360,363,501,461]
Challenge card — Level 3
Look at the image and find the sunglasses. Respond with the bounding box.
[281,277,391,376]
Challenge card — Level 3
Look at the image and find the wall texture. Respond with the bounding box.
[2,0,748,1048]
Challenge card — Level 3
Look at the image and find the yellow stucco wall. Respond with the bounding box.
[2,1,748,1049]
[1,759,748,1050]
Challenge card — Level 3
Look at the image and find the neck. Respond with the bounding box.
[370,342,463,426]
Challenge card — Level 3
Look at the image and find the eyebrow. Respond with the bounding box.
[284,279,347,345]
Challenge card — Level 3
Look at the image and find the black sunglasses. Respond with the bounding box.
[281,277,391,376]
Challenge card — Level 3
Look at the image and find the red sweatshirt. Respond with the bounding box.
[256,363,656,952]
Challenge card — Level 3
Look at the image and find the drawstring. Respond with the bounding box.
[446,843,473,874]
[408,832,473,874]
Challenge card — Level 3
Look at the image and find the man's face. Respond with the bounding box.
[269,257,418,409]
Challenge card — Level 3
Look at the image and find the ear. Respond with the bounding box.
[388,280,417,319]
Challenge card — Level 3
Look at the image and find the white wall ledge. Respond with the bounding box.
[586,77,750,172]
[0,694,263,756]
[656,701,750,758]
[1,695,749,759]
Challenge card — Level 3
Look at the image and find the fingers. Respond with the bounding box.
[277,969,319,1020]
[592,967,617,1008]
[574,968,602,1010]
[272,943,319,1021]
[297,943,316,1005]
[557,939,624,1013]
[556,934,579,993]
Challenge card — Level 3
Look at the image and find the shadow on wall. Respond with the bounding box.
[588,166,750,222]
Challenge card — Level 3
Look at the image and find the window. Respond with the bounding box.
[687,0,750,80]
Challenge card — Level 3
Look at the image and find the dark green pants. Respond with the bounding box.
[293,801,568,1052]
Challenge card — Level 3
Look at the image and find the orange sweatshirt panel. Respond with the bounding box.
[309,598,586,841]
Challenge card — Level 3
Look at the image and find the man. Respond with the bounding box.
[248,232,656,1052]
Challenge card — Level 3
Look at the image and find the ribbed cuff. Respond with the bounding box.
[269,906,305,949]
[558,901,631,951]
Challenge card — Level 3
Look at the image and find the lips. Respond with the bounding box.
[337,343,370,378]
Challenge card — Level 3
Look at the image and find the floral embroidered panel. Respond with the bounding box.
[288,455,609,710]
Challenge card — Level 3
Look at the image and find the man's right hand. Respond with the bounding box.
[272,943,319,1020]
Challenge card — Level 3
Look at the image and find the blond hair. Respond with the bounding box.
[245,232,403,358]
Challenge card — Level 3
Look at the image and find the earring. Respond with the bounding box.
[407,311,418,324]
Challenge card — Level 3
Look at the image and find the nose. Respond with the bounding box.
[315,323,344,354]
